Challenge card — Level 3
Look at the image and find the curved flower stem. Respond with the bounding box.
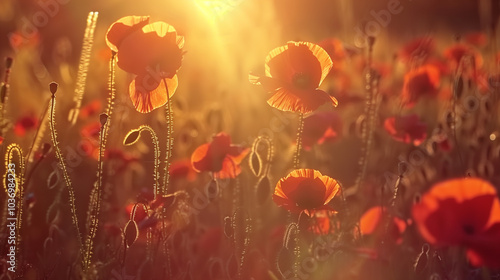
[293,113,304,169]
[48,84,83,263]
[136,125,161,199]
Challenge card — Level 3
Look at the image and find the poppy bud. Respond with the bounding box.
[123,129,141,146]
[99,113,108,127]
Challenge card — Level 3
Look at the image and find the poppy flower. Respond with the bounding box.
[14,115,38,136]
[250,41,338,114]
[412,178,500,268]
[318,38,346,73]
[401,65,440,106]
[306,210,336,235]
[169,159,197,182]
[273,169,340,216]
[106,16,184,113]
[360,206,406,244]
[464,32,488,47]
[443,44,483,71]
[79,100,102,120]
[398,37,435,63]
[383,114,427,146]
[302,111,342,150]
[80,121,101,139]
[191,132,249,179]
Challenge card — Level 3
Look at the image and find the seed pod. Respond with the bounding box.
[49,82,58,96]
[123,129,141,146]
[124,220,139,248]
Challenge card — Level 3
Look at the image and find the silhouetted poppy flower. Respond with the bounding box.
[250,41,338,114]
[360,206,406,244]
[412,178,500,268]
[302,111,342,150]
[402,65,440,106]
[14,115,38,136]
[191,132,249,179]
[398,37,435,63]
[79,100,102,120]
[106,16,184,113]
[384,114,427,146]
[273,169,340,216]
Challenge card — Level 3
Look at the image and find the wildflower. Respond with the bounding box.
[14,115,38,136]
[106,16,184,113]
[79,100,102,120]
[318,38,346,73]
[398,37,435,63]
[412,177,500,268]
[273,169,340,216]
[384,114,427,146]
[191,132,249,179]
[444,44,483,70]
[250,41,337,114]
[302,111,342,150]
[401,64,440,106]
[360,206,406,244]
[169,159,197,182]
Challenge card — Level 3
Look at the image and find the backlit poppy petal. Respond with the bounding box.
[129,75,177,113]
[402,65,440,106]
[117,23,183,76]
[267,88,337,114]
[273,169,339,216]
[412,177,500,267]
[105,16,150,52]
[191,143,211,173]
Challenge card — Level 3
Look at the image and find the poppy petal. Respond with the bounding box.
[191,143,210,173]
[105,16,150,52]
[267,88,337,114]
[129,75,177,113]
[117,22,183,76]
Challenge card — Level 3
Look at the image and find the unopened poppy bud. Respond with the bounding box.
[49,82,58,96]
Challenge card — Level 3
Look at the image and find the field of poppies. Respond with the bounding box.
[1,0,500,279]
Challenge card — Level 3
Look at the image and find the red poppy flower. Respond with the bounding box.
[401,65,440,106]
[79,100,102,120]
[250,41,338,114]
[464,32,488,47]
[306,210,336,235]
[302,111,342,150]
[384,114,427,146]
[170,159,197,182]
[273,169,340,216]
[360,206,406,244]
[443,44,483,71]
[398,37,435,63]
[80,121,101,139]
[106,16,184,113]
[412,178,500,268]
[191,132,249,179]
[14,115,38,136]
[318,38,346,73]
